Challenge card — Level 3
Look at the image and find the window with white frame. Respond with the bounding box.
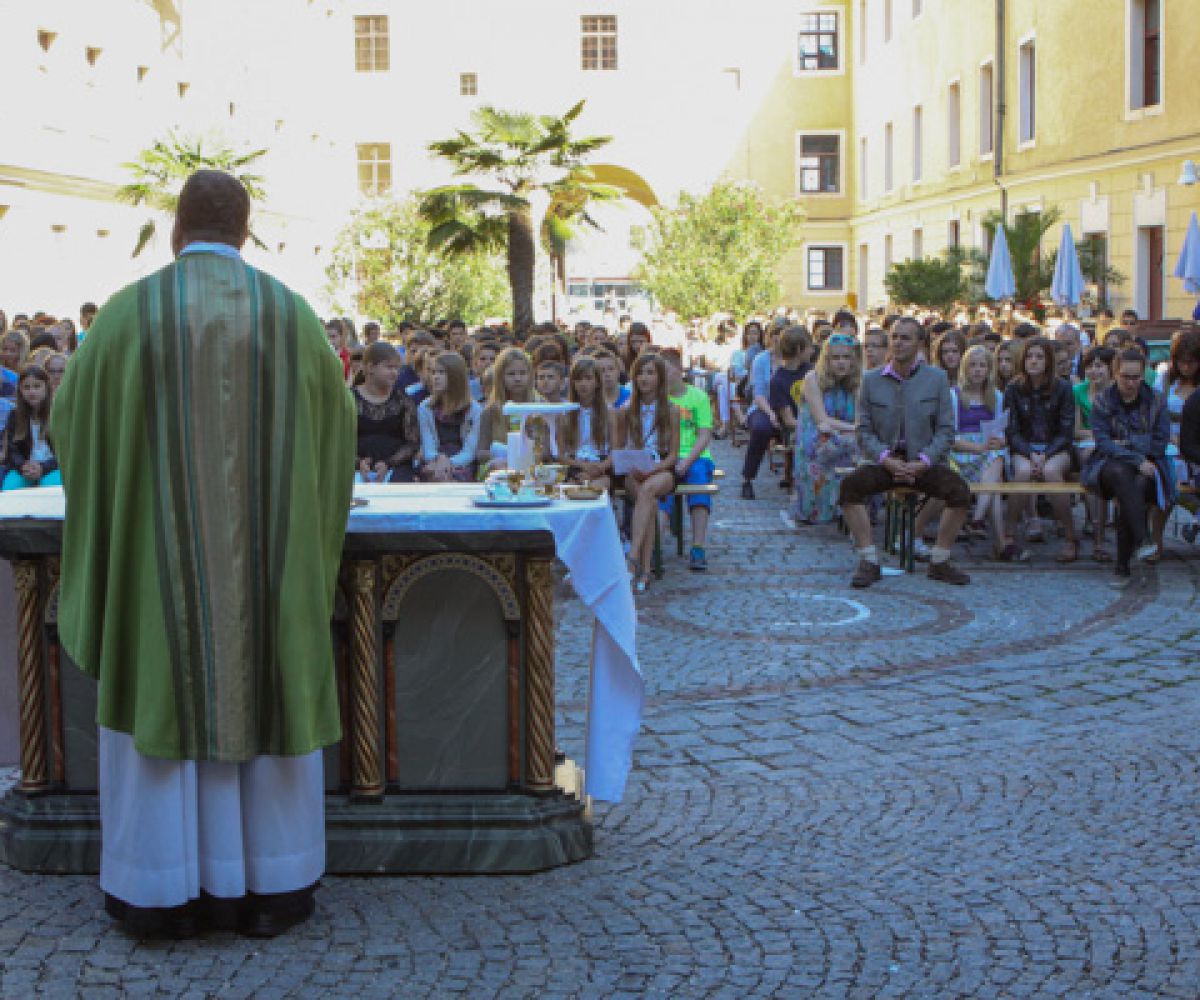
[797,11,839,71]
[354,16,389,72]
[884,0,893,42]
[356,143,392,196]
[947,80,961,168]
[807,246,845,291]
[460,72,478,96]
[884,122,894,192]
[913,0,923,15]
[797,133,841,193]
[858,0,868,63]
[581,15,618,71]
[912,227,924,260]
[912,105,923,182]
[1019,38,1036,143]
[883,235,894,274]
[979,61,995,155]
[1129,0,1162,109]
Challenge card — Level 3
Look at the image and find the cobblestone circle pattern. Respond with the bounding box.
[2,437,1199,998]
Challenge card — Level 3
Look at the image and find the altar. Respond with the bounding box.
[0,484,643,875]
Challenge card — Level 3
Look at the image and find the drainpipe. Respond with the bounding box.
[994,0,1008,222]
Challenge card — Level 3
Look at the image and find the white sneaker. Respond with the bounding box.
[913,538,932,562]
[1133,542,1158,563]
[779,510,797,530]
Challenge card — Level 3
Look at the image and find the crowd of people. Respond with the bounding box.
[4,296,1199,591]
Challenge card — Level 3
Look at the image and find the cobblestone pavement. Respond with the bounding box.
[3,438,1200,998]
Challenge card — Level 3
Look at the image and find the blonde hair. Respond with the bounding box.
[957,344,998,403]
[815,337,862,393]
[431,351,470,415]
[488,347,533,406]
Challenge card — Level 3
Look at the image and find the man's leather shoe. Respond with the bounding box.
[105,893,201,939]
[927,559,970,585]
[238,884,317,939]
[850,559,881,588]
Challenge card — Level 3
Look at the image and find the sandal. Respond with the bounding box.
[1055,540,1079,563]
[632,574,650,595]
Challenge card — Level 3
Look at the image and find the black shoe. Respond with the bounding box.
[105,893,201,940]
[1110,566,1133,589]
[741,481,755,500]
[927,559,970,585]
[851,559,882,588]
[238,884,317,939]
[198,891,245,933]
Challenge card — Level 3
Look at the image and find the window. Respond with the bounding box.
[884,0,893,42]
[947,81,961,168]
[884,122,894,192]
[859,136,868,200]
[948,219,961,250]
[797,134,841,193]
[797,12,839,71]
[356,143,392,196]
[912,227,924,260]
[1019,38,1036,143]
[807,246,845,291]
[85,46,102,67]
[979,62,995,156]
[37,29,57,52]
[1086,232,1111,306]
[460,72,478,96]
[913,0,923,15]
[858,0,868,63]
[912,106,923,183]
[884,235,894,273]
[581,15,618,70]
[1129,0,1162,109]
[354,15,389,72]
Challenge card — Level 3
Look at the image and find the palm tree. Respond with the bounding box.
[420,101,623,332]
[117,131,268,257]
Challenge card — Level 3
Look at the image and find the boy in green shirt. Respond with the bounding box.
[662,348,715,570]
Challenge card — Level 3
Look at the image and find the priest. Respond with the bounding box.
[50,170,355,938]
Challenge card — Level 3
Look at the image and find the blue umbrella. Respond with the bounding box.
[1173,211,1200,295]
[985,223,1016,300]
[1050,223,1086,307]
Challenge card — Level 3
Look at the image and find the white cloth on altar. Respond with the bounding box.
[0,485,645,804]
[98,727,325,908]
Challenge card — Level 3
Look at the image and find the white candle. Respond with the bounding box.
[507,431,525,471]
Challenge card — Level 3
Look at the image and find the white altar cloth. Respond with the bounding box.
[0,484,643,803]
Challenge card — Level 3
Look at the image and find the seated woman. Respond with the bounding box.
[417,351,482,482]
[1073,346,1117,560]
[353,341,418,483]
[1154,329,1200,547]
[1,365,61,491]
[1001,335,1078,562]
[476,347,544,471]
[789,331,860,525]
[1082,348,1175,586]
[558,356,614,491]
[947,345,1007,551]
[615,353,680,595]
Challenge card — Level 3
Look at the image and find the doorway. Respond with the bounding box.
[1137,225,1165,320]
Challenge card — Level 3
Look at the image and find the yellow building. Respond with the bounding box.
[2,0,1197,321]
[843,0,1200,320]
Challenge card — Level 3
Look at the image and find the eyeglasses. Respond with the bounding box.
[828,333,857,346]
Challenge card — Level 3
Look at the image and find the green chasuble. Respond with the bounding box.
[49,251,355,762]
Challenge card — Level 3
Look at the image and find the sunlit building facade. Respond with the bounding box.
[1,0,1198,320]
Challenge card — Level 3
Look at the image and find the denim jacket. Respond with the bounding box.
[1081,382,1177,505]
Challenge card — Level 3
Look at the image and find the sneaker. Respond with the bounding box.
[1133,542,1159,563]
[741,481,755,500]
[927,559,970,585]
[779,510,798,530]
[851,559,882,589]
[689,547,708,572]
[913,538,932,562]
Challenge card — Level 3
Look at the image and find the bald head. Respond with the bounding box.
[171,170,251,256]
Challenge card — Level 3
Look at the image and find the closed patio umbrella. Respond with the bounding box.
[985,224,1016,301]
[1050,223,1086,307]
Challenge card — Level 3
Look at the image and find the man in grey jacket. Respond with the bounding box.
[839,317,972,588]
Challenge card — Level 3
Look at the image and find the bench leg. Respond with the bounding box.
[672,494,686,557]
[652,515,664,579]
[904,495,917,573]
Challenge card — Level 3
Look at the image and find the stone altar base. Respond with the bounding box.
[0,783,591,876]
